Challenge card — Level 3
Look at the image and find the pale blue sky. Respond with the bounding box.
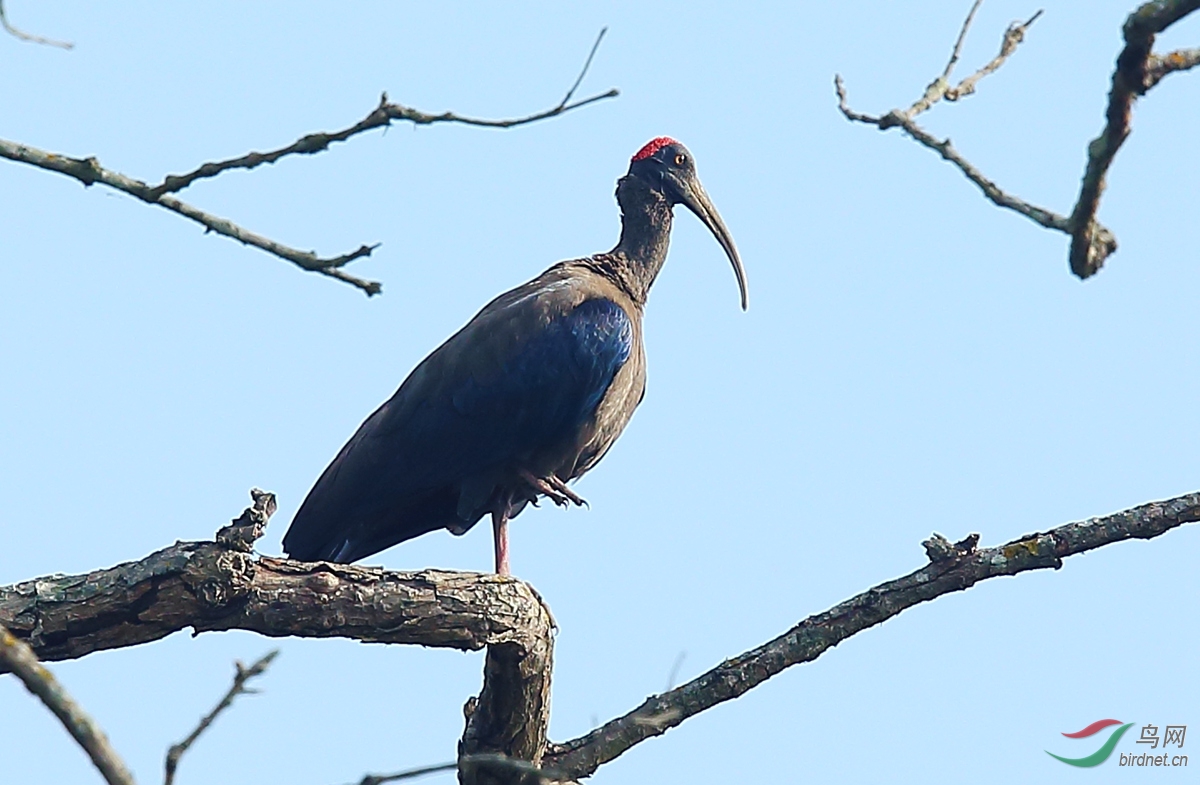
[2,2,1198,783]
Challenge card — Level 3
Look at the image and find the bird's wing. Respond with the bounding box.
[283,277,633,562]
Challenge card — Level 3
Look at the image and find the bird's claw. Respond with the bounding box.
[519,470,587,508]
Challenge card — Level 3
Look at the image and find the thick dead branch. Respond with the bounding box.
[0,490,555,780]
[0,623,134,785]
[4,487,1195,782]
[459,638,556,785]
[0,552,555,718]
[1070,0,1200,278]
[0,0,73,49]
[836,0,1200,280]
[164,650,278,785]
[0,539,548,665]
[542,490,1200,779]
[0,29,617,296]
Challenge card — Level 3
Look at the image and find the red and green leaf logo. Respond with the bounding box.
[1047,719,1134,767]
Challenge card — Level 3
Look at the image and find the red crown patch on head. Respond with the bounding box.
[631,137,679,162]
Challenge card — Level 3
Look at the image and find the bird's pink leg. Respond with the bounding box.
[491,508,510,576]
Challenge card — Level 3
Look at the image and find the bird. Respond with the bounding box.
[282,137,747,575]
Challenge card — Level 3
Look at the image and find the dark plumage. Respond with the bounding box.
[282,137,747,574]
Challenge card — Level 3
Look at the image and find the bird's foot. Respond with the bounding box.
[519,470,587,508]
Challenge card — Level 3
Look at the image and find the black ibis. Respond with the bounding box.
[282,137,747,574]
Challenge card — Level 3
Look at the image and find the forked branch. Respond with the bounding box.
[0,29,618,296]
[145,29,616,200]
[164,650,279,785]
[3,488,1196,783]
[835,0,1200,279]
[542,490,1200,778]
[1069,0,1200,277]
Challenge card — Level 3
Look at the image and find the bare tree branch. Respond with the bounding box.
[351,754,567,785]
[0,623,134,785]
[146,29,616,200]
[0,489,555,783]
[1070,0,1200,277]
[888,2,1042,122]
[0,0,73,49]
[946,9,1044,101]
[542,491,1200,779]
[834,5,1067,238]
[0,29,618,296]
[4,487,1195,782]
[0,136,379,295]
[164,650,279,785]
[835,1,1200,280]
[1144,47,1200,89]
[940,0,985,85]
[0,512,551,662]
[835,75,1069,232]
[352,761,458,785]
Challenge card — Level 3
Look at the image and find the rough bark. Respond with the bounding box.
[0,540,555,780]
[3,489,1197,783]
[541,491,1200,779]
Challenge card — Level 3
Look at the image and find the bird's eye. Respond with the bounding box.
[674,153,687,166]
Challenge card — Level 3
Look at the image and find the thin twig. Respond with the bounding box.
[905,0,984,119]
[835,74,1070,232]
[947,10,1044,100]
[0,0,73,49]
[0,138,384,295]
[354,762,455,785]
[0,623,135,785]
[944,0,984,79]
[0,29,617,296]
[901,2,1042,120]
[833,75,881,124]
[164,650,279,785]
[1143,47,1200,89]
[352,754,562,785]
[545,490,1200,779]
[559,27,608,108]
[146,29,617,199]
[887,109,1069,231]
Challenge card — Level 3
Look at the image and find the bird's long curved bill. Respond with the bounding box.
[682,180,748,310]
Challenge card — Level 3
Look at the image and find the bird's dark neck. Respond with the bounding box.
[590,175,673,308]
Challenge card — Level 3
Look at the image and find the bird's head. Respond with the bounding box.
[628,137,747,310]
